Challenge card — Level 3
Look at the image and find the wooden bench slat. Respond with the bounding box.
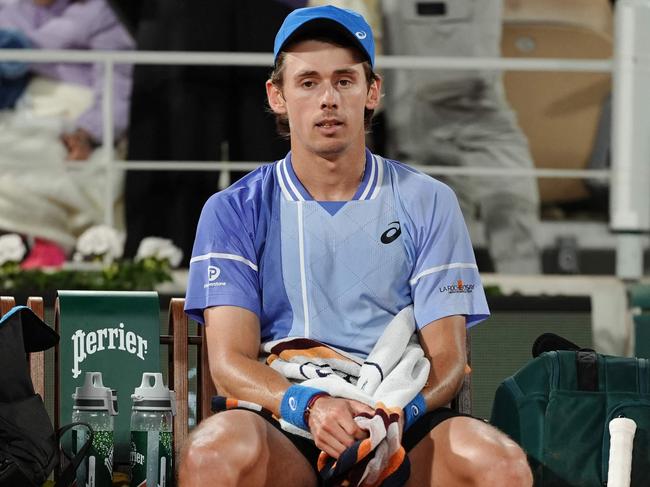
[169,298,189,458]
[0,296,16,315]
[27,296,46,399]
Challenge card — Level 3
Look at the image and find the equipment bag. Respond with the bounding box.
[491,347,650,486]
[0,306,92,487]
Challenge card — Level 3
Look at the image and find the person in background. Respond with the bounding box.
[0,0,133,267]
[381,0,542,274]
[0,0,133,159]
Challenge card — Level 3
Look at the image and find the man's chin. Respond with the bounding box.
[311,139,348,158]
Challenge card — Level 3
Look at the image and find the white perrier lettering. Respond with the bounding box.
[130,449,145,466]
[71,323,148,378]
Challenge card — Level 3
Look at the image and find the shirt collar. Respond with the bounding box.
[276,148,383,202]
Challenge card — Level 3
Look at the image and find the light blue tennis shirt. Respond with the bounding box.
[185,149,489,358]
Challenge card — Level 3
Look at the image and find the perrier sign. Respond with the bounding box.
[57,291,161,464]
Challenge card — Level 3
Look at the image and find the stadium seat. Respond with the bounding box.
[501,0,613,204]
[503,0,612,33]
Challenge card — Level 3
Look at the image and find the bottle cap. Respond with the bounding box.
[131,372,176,415]
[72,372,118,415]
[111,389,118,414]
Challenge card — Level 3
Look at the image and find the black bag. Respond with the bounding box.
[0,306,92,487]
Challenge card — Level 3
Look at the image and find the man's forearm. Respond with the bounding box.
[211,351,292,417]
[204,305,293,417]
[416,315,468,411]
[420,350,467,411]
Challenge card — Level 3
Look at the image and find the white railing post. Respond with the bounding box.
[611,0,650,279]
[101,58,115,228]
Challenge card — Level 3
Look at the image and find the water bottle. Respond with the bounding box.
[72,372,118,487]
[130,373,176,487]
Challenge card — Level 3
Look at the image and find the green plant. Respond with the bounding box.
[0,229,182,292]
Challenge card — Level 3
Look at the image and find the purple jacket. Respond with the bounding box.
[0,0,134,142]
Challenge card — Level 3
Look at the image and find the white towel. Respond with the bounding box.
[262,305,430,438]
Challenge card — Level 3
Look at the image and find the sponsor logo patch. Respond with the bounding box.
[208,266,221,281]
[204,265,226,288]
[439,279,474,294]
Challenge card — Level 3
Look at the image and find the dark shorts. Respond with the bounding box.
[269,407,473,473]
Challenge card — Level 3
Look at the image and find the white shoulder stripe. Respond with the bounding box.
[409,262,478,285]
[190,252,259,271]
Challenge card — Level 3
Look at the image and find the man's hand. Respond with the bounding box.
[397,408,405,437]
[307,397,374,458]
[61,128,96,161]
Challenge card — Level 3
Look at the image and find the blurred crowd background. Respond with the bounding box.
[0,0,621,275]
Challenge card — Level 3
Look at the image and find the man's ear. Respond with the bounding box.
[266,80,287,114]
[365,75,382,111]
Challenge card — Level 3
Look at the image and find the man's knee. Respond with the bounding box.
[465,428,532,487]
[478,440,532,487]
[178,411,268,486]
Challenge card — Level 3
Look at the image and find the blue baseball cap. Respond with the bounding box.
[273,5,375,67]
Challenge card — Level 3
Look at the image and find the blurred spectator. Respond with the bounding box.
[108,0,295,266]
[0,0,133,156]
[0,0,133,267]
[381,0,542,274]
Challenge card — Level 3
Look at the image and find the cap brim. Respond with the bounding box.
[277,18,371,65]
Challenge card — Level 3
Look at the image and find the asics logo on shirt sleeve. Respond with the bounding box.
[380,221,401,244]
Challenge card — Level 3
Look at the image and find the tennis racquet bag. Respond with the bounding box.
[491,349,650,486]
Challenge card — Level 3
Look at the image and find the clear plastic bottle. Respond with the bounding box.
[72,372,118,487]
[130,373,176,487]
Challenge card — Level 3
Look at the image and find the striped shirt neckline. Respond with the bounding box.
[276,148,383,203]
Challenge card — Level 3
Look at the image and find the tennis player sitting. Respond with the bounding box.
[180,6,532,486]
